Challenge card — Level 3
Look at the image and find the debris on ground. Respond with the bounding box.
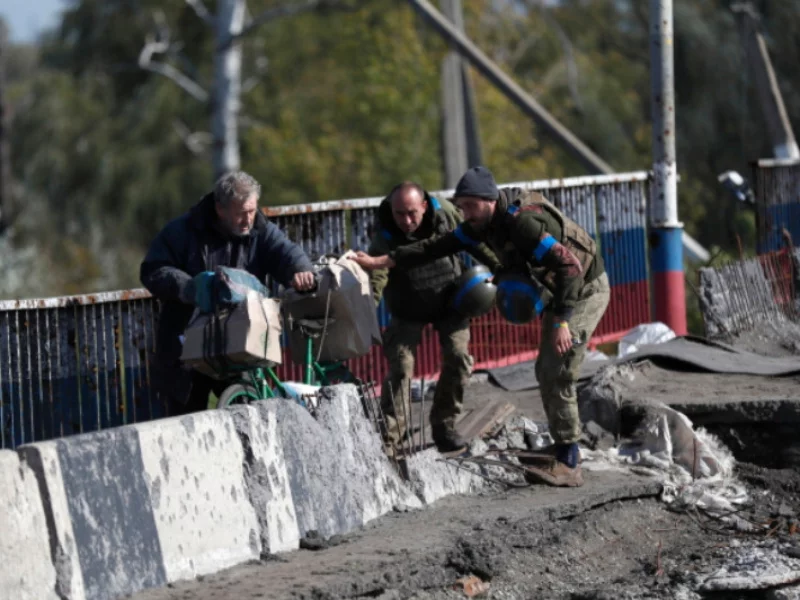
[451,575,490,597]
[618,322,676,357]
[299,530,346,551]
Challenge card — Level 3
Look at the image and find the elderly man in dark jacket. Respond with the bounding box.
[141,170,315,415]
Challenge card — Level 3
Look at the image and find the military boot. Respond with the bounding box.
[521,442,584,487]
[431,423,467,454]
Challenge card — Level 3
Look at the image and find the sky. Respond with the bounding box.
[0,0,63,43]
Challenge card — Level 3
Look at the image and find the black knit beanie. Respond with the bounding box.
[454,166,499,201]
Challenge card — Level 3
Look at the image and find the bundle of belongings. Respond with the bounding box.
[181,266,283,379]
[282,252,382,363]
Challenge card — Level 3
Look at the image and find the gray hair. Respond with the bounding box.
[214,171,262,207]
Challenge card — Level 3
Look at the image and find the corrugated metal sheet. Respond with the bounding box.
[753,159,800,253]
[0,172,655,449]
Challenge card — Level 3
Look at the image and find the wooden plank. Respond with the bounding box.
[457,398,516,441]
[395,398,515,456]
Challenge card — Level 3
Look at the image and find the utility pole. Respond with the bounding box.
[732,3,799,160]
[649,0,686,334]
[409,0,707,268]
[440,0,481,187]
[407,0,614,174]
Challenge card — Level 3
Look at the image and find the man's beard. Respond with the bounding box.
[468,217,489,233]
[220,220,252,239]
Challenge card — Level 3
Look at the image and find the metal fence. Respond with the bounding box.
[753,159,800,253]
[0,172,653,449]
[698,248,798,338]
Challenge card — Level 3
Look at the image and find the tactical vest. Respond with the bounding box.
[501,190,597,287]
[380,197,462,318]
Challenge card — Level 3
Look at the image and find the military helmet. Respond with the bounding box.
[451,265,497,318]
[495,273,547,324]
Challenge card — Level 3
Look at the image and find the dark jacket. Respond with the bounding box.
[390,188,605,321]
[368,192,500,323]
[140,192,313,401]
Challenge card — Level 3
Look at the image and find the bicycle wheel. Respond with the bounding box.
[217,383,261,408]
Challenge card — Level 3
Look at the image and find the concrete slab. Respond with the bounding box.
[274,386,420,539]
[229,404,300,555]
[21,430,165,600]
[404,448,487,504]
[17,442,87,600]
[136,412,261,582]
[314,386,421,522]
[0,450,59,600]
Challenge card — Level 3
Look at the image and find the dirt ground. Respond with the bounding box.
[131,464,800,600]
[131,332,800,600]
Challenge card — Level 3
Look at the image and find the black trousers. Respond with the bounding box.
[167,371,228,416]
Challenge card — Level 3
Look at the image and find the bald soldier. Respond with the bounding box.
[356,168,610,487]
[368,182,500,453]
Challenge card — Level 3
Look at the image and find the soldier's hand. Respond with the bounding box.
[553,322,573,356]
[353,251,395,271]
[291,271,316,291]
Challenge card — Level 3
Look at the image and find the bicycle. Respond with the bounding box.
[213,315,362,409]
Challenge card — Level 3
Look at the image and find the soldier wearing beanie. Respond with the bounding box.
[355,166,610,487]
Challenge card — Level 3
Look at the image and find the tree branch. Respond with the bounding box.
[173,119,212,154]
[527,0,582,111]
[237,0,328,40]
[242,56,269,93]
[186,0,215,26]
[138,12,209,103]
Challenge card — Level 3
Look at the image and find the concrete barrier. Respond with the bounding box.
[405,448,487,505]
[0,385,475,600]
[229,404,300,555]
[20,430,168,600]
[0,450,60,600]
[135,411,263,581]
[269,386,420,538]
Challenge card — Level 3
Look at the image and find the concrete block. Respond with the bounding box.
[273,385,419,538]
[20,430,165,600]
[0,450,59,600]
[229,404,300,554]
[17,442,87,600]
[404,449,487,505]
[135,411,261,581]
[314,386,421,522]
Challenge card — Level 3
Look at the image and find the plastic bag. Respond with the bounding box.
[618,322,676,357]
[193,267,269,314]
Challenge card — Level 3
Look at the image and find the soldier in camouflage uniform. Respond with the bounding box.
[355,168,610,486]
[368,182,500,453]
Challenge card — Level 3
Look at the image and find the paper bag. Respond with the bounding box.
[181,290,283,379]
[283,253,382,363]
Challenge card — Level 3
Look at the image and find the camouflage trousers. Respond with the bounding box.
[380,316,473,445]
[536,272,611,444]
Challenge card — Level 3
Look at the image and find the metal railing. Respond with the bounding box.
[753,158,800,253]
[0,172,654,449]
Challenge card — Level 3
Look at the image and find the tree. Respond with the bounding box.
[138,0,355,178]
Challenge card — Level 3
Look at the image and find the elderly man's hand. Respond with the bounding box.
[291,271,316,292]
[352,251,395,271]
